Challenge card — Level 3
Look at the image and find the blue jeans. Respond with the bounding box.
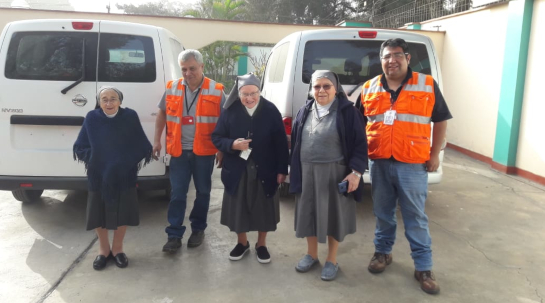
[165,150,215,239]
[369,159,433,271]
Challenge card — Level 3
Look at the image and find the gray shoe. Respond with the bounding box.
[295,254,319,273]
[321,261,339,281]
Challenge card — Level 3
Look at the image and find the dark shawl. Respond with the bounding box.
[73,107,152,215]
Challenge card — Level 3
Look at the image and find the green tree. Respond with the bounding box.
[182,0,248,88]
[116,0,185,17]
[184,0,246,21]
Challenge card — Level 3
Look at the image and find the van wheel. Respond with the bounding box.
[12,189,44,203]
[278,182,291,198]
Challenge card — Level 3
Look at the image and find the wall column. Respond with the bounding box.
[492,0,534,173]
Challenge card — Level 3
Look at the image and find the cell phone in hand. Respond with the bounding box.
[338,180,348,194]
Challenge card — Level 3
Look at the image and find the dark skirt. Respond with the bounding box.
[220,159,280,233]
[86,187,140,230]
[294,161,356,243]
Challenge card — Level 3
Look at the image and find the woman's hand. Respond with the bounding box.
[277,174,287,184]
[342,171,361,193]
[152,141,162,160]
[232,138,252,151]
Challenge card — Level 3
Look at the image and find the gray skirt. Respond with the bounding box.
[295,161,356,243]
[86,187,140,230]
[220,159,280,234]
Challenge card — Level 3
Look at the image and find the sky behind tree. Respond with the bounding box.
[68,0,197,13]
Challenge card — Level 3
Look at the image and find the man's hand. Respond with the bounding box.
[277,174,287,185]
[215,151,223,168]
[342,172,361,193]
[152,142,162,160]
[426,154,440,172]
[231,138,252,151]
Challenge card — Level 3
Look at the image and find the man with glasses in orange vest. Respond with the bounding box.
[361,38,452,294]
[153,49,225,253]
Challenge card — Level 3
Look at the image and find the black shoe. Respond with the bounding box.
[255,245,271,264]
[114,253,129,268]
[187,230,205,248]
[229,241,250,261]
[93,252,112,270]
[162,238,182,253]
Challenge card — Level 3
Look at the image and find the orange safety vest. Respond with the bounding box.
[165,77,224,157]
[361,72,435,163]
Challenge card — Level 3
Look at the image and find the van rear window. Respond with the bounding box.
[98,33,156,83]
[266,42,290,83]
[5,32,98,81]
[302,40,431,84]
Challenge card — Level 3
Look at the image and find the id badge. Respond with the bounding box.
[182,116,194,125]
[384,110,396,125]
[240,148,252,160]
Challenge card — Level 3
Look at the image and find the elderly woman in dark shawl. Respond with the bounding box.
[212,73,289,264]
[73,86,152,270]
[290,70,368,281]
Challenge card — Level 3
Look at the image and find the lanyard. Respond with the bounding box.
[185,87,201,115]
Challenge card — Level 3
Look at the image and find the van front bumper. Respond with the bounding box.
[0,175,170,191]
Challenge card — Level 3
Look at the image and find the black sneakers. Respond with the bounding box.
[255,245,271,264]
[229,241,250,261]
[187,230,205,248]
[162,238,182,253]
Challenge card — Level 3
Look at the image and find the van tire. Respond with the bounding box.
[12,189,44,203]
[278,182,291,198]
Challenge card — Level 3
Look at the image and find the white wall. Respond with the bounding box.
[421,4,509,159]
[517,0,545,177]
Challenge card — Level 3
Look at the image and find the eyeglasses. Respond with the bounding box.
[100,99,119,104]
[313,85,333,91]
[381,52,409,60]
[240,92,260,98]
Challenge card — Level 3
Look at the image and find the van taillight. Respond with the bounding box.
[72,22,94,30]
[20,183,33,187]
[358,31,377,39]
[283,117,292,135]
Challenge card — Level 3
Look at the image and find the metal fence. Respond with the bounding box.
[371,0,506,29]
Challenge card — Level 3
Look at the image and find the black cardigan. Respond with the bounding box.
[212,98,289,197]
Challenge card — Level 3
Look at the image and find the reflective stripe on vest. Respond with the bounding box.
[166,115,180,124]
[367,113,431,125]
[404,73,433,92]
[362,76,385,96]
[196,116,219,123]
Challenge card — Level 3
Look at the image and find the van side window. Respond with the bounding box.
[98,33,156,83]
[170,38,183,65]
[5,32,98,81]
[169,38,183,78]
[302,40,431,84]
[265,42,290,83]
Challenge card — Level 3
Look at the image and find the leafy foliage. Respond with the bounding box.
[116,0,185,17]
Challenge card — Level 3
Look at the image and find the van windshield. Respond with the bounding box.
[302,40,431,85]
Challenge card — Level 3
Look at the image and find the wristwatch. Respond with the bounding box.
[351,171,362,179]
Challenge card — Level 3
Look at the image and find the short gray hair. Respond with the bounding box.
[178,49,203,66]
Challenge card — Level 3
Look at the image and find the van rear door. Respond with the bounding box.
[97,21,166,177]
[0,20,98,177]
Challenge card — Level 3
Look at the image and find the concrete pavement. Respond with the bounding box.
[1,149,544,303]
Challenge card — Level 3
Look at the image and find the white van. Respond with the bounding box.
[261,28,446,186]
[0,19,183,202]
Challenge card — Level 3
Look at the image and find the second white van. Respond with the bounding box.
[261,28,446,186]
